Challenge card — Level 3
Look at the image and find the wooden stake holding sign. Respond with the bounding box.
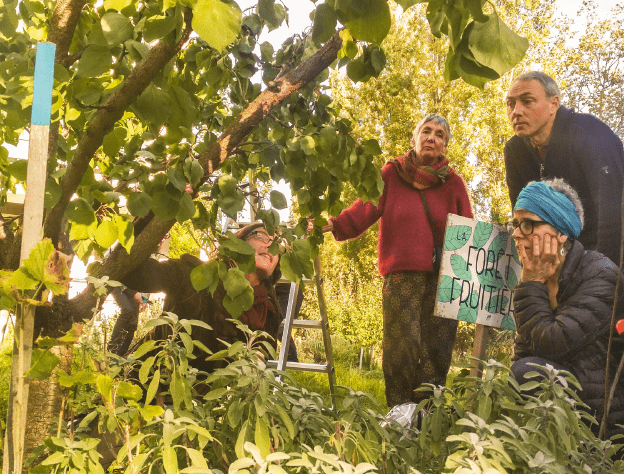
[3,42,56,474]
[434,214,522,376]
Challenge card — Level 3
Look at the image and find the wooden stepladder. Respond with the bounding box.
[267,256,337,407]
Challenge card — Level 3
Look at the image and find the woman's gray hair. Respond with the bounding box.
[412,113,452,146]
[513,72,560,99]
[537,178,585,232]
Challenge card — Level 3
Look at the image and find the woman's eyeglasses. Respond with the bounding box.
[505,219,550,236]
[247,231,273,245]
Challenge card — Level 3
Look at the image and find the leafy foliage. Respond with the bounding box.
[23,322,624,474]
[0,239,69,311]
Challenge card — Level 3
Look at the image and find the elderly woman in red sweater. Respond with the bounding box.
[316,114,473,408]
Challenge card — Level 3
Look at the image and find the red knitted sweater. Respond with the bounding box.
[331,163,473,276]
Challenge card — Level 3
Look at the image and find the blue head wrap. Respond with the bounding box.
[514,181,582,239]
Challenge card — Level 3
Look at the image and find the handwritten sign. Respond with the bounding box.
[434,214,521,330]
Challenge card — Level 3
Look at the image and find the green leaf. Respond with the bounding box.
[116,381,142,400]
[152,190,180,221]
[185,159,204,187]
[143,14,179,42]
[504,266,518,290]
[127,192,153,217]
[190,261,220,294]
[466,0,488,22]
[217,175,245,217]
[101,12,133,45]
[312,3,337,45]
[141,404,164,421]
[7,268,38,291]
[477,267,504,292]
[300,136,316,155]
[27,348,60,381]
[473,222,493,249]
[6,159,27,180]
[486,295,508,313]
[66,198,97,241]
[223,283,254,318]
[132,84,172,129]
[345,0,390,45]
[76,45,113,77]
[114,215,134,253]
[235,420,249,459]
[467,14,529,76]
[103,0,135,12]
[444,225,472,251]
[192,0,242,53]
[437,275,461,303]
[500,314,515,330]
[450,254,471,281]
[96,374,114,402]
[22,239,55,282]
[139,356,155,384]
[133,339,157,359]
[269,190,287,210]
[361,139,382,155]
[458,294,478,323]
[44,178,62,211]
[176,192,196,222]
[145,369,160,405]
[162,446,178,474]
[258,0,278,27]
[487,233,508,263]
[223,267,251,299]
[95,220,119,249]
[254,417,271,458]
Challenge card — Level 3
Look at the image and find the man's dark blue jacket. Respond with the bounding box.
[505,106,624,265]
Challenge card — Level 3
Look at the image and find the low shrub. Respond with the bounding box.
[21,316,624,474]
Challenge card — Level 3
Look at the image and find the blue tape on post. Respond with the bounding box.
[31,42,56,126]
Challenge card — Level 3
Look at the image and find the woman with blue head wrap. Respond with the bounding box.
[508,178,624,442]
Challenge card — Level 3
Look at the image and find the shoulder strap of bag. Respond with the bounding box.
[419,189,441,247]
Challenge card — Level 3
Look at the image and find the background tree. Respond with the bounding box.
[546,0,624,139]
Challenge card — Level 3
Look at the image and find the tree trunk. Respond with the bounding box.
[24,344,75,466]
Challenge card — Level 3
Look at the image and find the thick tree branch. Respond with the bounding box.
[48,0,86,68]
[197,32,343,174]
[42,8,194,246]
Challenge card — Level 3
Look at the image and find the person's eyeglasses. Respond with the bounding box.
[247,231,273,245]
[505,219,550,236]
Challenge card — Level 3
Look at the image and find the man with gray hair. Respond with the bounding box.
[504,71,624,265]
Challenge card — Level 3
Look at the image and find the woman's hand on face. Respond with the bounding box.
[518,233,562,283]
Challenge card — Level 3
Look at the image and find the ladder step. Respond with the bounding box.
[278,277,315,285]
[267,360,334,373]
[291,319,324,329]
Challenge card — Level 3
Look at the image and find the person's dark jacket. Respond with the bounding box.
[512,241,624,438]
[504,106,624,265]
[121,254,282,372]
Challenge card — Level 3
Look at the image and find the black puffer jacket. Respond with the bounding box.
[513,241,624,438]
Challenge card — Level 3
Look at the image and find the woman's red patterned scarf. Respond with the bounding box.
[391,149,454,190]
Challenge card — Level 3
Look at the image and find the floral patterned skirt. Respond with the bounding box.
[382,270,458,407]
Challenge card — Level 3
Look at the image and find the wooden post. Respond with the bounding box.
[3,42,56,474]
[470,324,490,378]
